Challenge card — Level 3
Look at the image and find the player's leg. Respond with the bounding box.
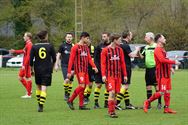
[38,75,52,112]
[67,73,86,110]
[84,82,92,105]
[107,78,118,118]
[94,73,102,108]
[62,66,70,100]
[104,89,109,108]
[123,69,136,109]
[116,85,126,110]
[24,66,32,98]
[163,79,176,114]
[18,68,27,97]
[154,85,162,109]
[143,80,163,113]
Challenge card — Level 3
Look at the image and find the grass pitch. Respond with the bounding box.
[0,68,188,125]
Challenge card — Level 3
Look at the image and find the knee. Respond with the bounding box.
[146,86,152,90]
[96,84,102,88]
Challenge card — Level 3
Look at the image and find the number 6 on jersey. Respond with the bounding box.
[39,47,46,59]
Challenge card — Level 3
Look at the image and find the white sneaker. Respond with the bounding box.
[21,95,31,99]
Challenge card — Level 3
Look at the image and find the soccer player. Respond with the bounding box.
[93,32,111,109]
[143,33,180,114]
[54,33,74,101]
[139,32,162,109]
[116,30,140,110]
[66,32,98,110]
[84,39,95,105]
[9,32,33,98]
[101,33,127,118]
[30,30,56,112]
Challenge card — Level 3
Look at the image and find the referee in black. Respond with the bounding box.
[30,30,56,112]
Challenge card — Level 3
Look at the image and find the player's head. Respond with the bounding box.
[110,33,121,45]
[65,32,73,43]
[80,32,90,44]
[144,32,155,44]
[37,30,48,41]
[101,32,110,44]
[23,32,32,42]
[122,30,132,42]
[155,33,166,45]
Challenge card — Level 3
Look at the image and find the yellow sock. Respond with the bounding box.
[36,90,41,103]
[40,91,47,105]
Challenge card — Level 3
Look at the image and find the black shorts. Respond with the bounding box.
[145,67,157,86]
[88,68,95,82]
[35,74,52,86]
[61,66,74,82]
[94,71,104,84]
[122,68,132,85]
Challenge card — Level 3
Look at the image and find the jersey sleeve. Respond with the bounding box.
[94,45,101,71]
[58,44,63,53]
[51,45,56,64]
[101,48,107,77]
[23,43,32,66]
[14,49,24,54]
[120,48,127,77]
[155,48,175,64]
[88,47,96,69]
[121,43,132,55]
[67,45,77,73]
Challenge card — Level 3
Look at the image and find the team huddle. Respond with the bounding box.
[10,30,181,118]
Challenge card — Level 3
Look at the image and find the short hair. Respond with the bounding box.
[154,33,162,42]
[102,32,110,37]
[80,32,90,39]
[37,30,48,40]
[25,32,32,39]
[145,32,155,40]
[65,32,73,37]
[122,30,131,39]
[110,33,121,42]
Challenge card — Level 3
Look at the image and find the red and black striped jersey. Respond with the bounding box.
[101,46,127,78]
[154,46,175,79]
[68,44,96,74]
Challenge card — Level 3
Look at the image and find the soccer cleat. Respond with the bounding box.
[83,97,89,105]
[125,104,137,109]
[67,101,75,110]
[157,103,162,109]
[109,112,118,118]
[143,100,149,113]
[104,101,108,108]
[38,104,43,112]
[21,95,31,99]
[115,104,123,110]
[164,108,177,114]
[79,106,90,110]
[94,103,101,109]
[64,93,69,101]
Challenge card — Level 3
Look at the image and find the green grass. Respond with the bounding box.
[0,68,188,125]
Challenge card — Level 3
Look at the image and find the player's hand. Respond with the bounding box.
[9,49,15,53]
[102,76,107,83]
[21,66,25,70]
[135,46,141,51]
[171,68,175,74]
[54,65,58,72]
[124,76,128,83]
[71,70,74,75]
[175,60,181,65]
[67,73,72,79]
[93,67,98,73]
